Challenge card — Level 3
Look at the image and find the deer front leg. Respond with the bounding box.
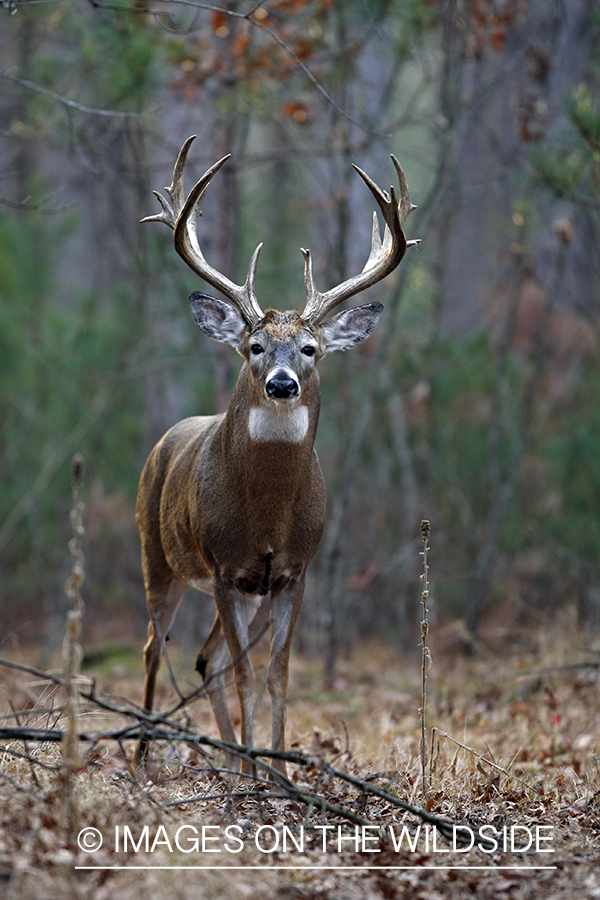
[213,577,257,775]
[267,575,305,776]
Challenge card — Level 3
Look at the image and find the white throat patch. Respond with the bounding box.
[248,405,309,443]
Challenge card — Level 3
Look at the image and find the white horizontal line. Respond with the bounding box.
[75,865,558,871]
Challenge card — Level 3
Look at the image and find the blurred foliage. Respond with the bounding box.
[533,83,600,206]
[543,360,600,559]
[0,205,144,615]
[30,0,160,110]
[0,1,166,632]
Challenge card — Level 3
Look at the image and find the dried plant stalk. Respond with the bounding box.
[430,727,540,794]
[419,519,432,798]
[62,454,85,846]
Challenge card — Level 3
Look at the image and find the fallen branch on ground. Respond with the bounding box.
[0,654,499,847]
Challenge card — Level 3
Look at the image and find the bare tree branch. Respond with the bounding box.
[0,386,111,554]
[76,0,390,136]
[0,654,500,848]
[0,71,149,118]
[0,194,71,213]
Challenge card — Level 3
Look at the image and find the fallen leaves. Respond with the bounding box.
[0,636,599,898]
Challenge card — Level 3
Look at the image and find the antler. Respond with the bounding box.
[301,155,419,324]
[142,136,264,327]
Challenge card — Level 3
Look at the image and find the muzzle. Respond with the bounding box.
[265,368,300,400]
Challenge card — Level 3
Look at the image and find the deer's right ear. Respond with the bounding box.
[189,292,248,347]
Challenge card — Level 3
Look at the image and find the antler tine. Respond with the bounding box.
[142,136,264,327]
[141,190,176,228]
[301,155,419,325]
[390,153,417,225]
[140,135,198,229]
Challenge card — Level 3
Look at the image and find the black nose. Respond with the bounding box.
[266,374,299,399]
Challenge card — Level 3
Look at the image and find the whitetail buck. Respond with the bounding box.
[136,136,417,772]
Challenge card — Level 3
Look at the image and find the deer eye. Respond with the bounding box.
[250,344,264,356]
[301,345,316,357]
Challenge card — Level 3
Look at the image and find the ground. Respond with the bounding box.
[0,618,599,899]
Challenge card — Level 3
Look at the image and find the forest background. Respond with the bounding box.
[1,0,599,681]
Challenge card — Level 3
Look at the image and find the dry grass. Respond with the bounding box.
[1,623,600,900]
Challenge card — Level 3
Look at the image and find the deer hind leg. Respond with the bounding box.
[197,597,268,759]
[135,578,187,764]
[196,612,237,750]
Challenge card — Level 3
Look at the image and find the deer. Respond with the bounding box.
[135,136,418,773]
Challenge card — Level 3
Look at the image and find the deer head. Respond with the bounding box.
[142,136,419,409]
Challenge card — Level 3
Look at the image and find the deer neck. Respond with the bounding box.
[221,365,320,470]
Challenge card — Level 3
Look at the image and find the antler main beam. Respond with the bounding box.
[142,136,264,327]
[301,155,419,325]
[143,139,417,328]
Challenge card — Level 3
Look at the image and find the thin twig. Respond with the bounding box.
[0,768,40,797]
[79,0,388,136]
[0,195,72,214]
[0,71,147,118]
[419,520,431,799]
[518,662,600,677]
[0,745,62,771]
[247,17,390,138]
[62,455,86,847]
[0,650,504,849]
[0,658,64,686]
[0,386,110,553]
[431,727,543,796]
[0,717,487,846]
[8,698,41,788]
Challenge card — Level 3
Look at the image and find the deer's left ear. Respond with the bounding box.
[321,302,384,353]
